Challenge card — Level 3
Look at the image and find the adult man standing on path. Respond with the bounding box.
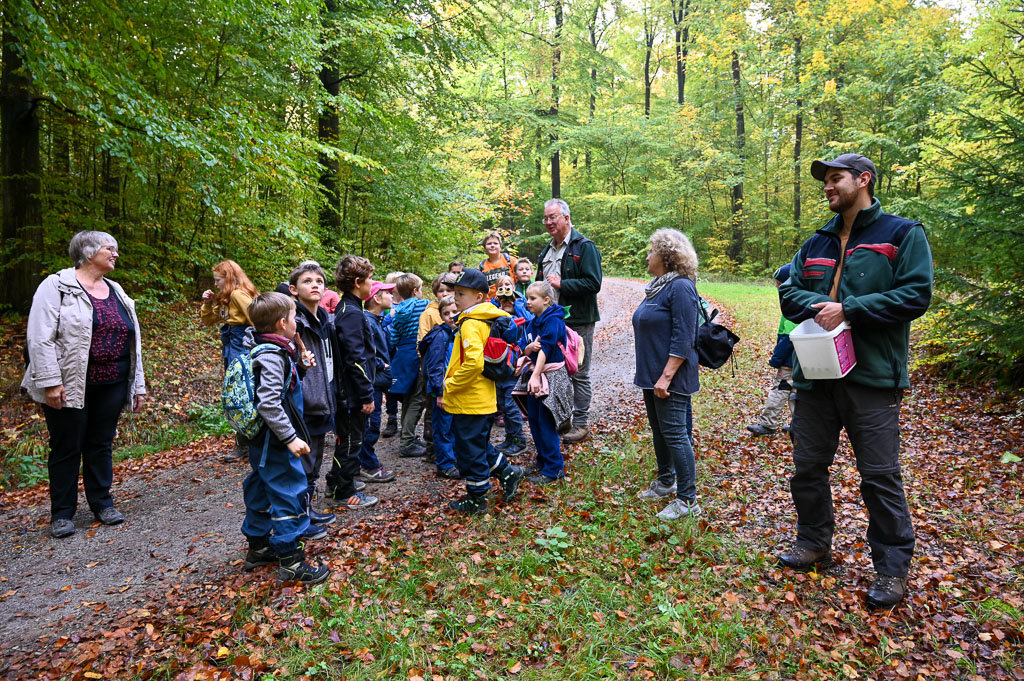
[777,153,933,610]
[538,198,603,443]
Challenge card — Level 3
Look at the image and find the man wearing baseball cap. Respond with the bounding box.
[777,153,934,610]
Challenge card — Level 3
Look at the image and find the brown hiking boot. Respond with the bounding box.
[777,545,833,572]
[865,574,907,610]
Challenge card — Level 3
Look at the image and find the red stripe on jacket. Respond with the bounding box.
[804,257,836,267]
[846,243,898,261]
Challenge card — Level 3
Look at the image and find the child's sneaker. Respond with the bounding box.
[339,491,379,510]
[436,466,462,479]
[276,547,329,584]
[301,523,329,541]
[243,536,276,570]
[656,498,701,521]
[449,495,488,515]
[497,438,526,455]
[499,465,526,502]
[359,467,396,483]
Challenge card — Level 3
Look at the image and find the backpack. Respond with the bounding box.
[559,325,585,377]
[222,343,289,440]
[696,304,740,371]
[459,316,517,382]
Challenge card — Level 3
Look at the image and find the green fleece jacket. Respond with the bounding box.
[779,199,933,390]
[536,228,603,324]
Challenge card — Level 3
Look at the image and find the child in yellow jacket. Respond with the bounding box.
[442,269,525,514]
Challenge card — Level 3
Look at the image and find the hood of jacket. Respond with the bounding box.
[457,302,510,324]
[534,303,565,324]
[295,301,331,340]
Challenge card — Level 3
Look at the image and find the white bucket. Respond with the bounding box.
[790,320,857,380]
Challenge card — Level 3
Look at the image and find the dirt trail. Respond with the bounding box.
[0,277,648,655]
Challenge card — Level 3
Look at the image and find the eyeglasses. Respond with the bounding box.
[543,215,564,223]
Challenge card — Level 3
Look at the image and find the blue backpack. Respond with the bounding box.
[222,344,288,440]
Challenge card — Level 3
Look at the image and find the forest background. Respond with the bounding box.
[1,0,1022,384]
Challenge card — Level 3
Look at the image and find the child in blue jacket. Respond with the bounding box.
[419,296,460,478]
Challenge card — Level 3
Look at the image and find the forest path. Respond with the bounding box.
[0,277,648,654]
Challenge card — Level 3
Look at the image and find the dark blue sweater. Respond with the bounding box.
[525,304,567,365]
[632,277,700,395]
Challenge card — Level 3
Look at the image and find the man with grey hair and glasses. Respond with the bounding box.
[537,198,603,444]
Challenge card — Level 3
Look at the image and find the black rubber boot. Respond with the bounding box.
[449,495,488,515]
[243,535,277,571]
[277,546,329,584]
[306,485,336,526]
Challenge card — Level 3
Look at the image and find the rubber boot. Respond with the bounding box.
[243,535,276,571]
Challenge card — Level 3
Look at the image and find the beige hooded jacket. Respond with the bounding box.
[22,268,146,410]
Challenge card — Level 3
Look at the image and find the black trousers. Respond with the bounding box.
[42,381,128,521]
[790,380,915,577]
[325,407,367,499]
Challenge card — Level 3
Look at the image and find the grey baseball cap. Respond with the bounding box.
[810,153,877,183]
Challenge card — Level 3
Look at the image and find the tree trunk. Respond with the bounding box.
[0,21,43,311]
[729,50,745,263]
[318,1,341,233]
[586,5,598,171]
[672,0,690,105]
[793,35,803,238]
[550,0,563,198]
[643,10,656,118]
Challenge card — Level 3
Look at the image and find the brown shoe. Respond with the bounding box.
[865,573,907,610]
[777,545,833,572]
[561,426,589,443]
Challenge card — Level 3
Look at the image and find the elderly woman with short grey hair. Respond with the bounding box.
[631,228,701,521]
[22,230,146,539]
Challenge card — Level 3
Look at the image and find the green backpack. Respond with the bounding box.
[222,344,286,440]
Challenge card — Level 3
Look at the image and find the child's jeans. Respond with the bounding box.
[496,377,524,442]
[358,390,384,470]
[242,437,310,554]
[527,394,563,478]
[451,413,513,496]
[386,392,399,419]
[325,408,367,499]
[432,403,456,470]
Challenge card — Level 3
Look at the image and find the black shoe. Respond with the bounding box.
[222,446,247,462]
[50,518,75,539]
[527,472,559,486]
[865,574,907,610]
[746,424,777,436]
[305,486,336,526]
[243,536,277,570]
[777,545,833,572]
[300,524,328,541]
[499,465,526,502]
[381,420,398,438]
[94,507,125,526]
[424,446,436,464]
[449,495,488,515]
[399,444,427,458]
[277,547,329,584]
[498,439,527,455]
[436,466,462,479]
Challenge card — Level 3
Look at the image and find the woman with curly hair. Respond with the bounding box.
[201,259,260,461]
[632,229,702,521]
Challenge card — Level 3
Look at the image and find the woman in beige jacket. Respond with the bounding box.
[22,231,146,539]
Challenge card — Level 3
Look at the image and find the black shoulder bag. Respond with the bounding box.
[696,304,740,373]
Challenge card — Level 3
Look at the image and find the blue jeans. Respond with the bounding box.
[642,390,696,502]
[496,378,524,441]
[526,394,562,478]
[242,436,310,554]
[451,413,511,496]
[358,390,384,470]
[220,324,247,370]
[432,403,456,470]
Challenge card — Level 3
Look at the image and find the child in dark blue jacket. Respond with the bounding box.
[358,281,398,483]
[521,281,568,484]
[419,296,460,478]
[241,292,329,584]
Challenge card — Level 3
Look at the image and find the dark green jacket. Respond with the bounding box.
[536,228,603,324]
[779,199,933,390]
